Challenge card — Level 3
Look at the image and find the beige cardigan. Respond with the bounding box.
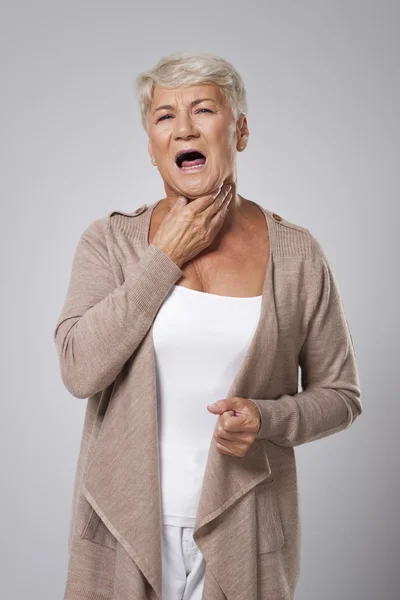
[54,199,362,600]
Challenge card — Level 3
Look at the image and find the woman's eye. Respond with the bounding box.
[157,108,212,123]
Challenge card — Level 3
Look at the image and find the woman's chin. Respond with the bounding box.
[173,178,224,200]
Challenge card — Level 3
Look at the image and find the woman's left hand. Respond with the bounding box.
[207,397,261,457]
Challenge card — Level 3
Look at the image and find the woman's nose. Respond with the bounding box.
[173,112,198,139]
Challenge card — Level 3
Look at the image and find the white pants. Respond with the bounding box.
[161,524,206,600]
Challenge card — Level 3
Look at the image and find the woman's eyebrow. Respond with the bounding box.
[152,98,217,115]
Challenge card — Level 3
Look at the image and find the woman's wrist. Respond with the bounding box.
[152,243,183,269]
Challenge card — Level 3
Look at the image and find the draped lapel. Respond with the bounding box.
[82,202,279,600]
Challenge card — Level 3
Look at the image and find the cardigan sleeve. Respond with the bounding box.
[53,219,183,399]
[249,236,363,446]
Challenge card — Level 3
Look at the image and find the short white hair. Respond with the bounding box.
[135,52,248,133]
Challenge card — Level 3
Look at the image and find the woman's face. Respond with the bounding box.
[146,83,247,200]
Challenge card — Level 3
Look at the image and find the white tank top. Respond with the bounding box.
[152,284,262,527]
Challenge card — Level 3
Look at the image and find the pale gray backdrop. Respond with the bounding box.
[1,1,398,599]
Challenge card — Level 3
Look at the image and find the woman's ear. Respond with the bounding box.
[148,141,157,166]
[236,115,249,151]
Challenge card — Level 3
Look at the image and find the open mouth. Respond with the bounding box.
[175,150,207,171]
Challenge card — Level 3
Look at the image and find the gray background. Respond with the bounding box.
[1,1,398,598]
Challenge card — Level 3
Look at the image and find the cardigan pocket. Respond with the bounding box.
[80,505,118,550]
[255,479,285,554]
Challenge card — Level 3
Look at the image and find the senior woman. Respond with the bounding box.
[54,52,362,600]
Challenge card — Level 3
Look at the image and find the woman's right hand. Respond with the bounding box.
[151,183,233,268]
